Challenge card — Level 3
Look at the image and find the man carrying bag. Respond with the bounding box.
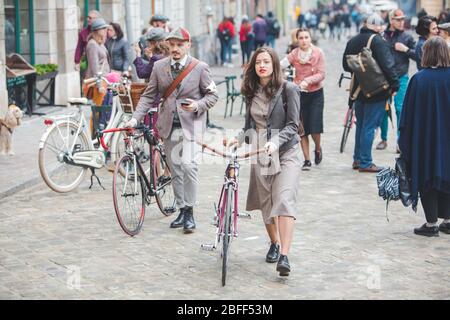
[342,13,399,173]
[126,27,219,233]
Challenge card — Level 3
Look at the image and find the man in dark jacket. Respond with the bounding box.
[376,9,416,151]
[343,13,399,173]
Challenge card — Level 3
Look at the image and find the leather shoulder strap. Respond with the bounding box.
[366,34,377,49]
[162,58,200,100]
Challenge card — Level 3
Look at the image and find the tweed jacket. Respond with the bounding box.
[133,55,219,140]
[239,81,301,153]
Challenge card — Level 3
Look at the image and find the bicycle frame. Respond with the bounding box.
[215,154,240,248]
[39,90,129,169]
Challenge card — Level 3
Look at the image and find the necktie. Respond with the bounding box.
[174,62,181,71]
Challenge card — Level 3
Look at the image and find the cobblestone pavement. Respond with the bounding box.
[0,35,449,300]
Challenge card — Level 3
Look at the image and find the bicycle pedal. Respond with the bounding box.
[238,213,251,219]
[200,244,215,251]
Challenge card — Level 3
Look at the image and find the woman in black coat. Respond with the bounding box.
[398,37,450,237]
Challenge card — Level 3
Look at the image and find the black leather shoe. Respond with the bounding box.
[170,207,186,228]
[314,147,322,165]
[276,255,290,276]
[183,207,196,233]
[414,223,439,237]
[439,222,450,234]
[266,242,280,263]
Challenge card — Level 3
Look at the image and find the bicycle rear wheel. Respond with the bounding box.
[339,107,354,153]
[38,121,89,193]
[222,188,233,286]
[152,147,176,216]
[113,154,146,236]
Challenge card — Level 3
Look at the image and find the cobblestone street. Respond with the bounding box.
[0,35,449,300]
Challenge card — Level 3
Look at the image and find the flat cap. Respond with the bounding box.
[366,13,386,26]
[145,27,167,41]
[166,27,191,42]
[438,22,450,32]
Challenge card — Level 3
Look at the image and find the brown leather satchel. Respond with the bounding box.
[159,58,200,107]
[346,34,390,99]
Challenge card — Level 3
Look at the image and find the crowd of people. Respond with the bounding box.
[72,5,450,279]
[217,11,281,67]
[342,9,450,237]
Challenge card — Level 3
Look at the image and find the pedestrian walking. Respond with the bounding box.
[398,37,450,237]
[74,10,101,72]
[342,13,399,173]
[218,17,236,67]
[376,9,416,152]
[415,15,439,70]
[281,28,326,171]
[133,28,169,81]
[148,14,171,33]
[239,15,253,66]
[229,47,301,277]
[133,27,170,140]
[106,22,130,76]
[265,11,281,48]
[83,18,111,107]
[125,27,219,234]
[252,14,268,49]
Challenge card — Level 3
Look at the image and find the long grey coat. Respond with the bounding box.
[239,81,301,153]
[133,56,219,140]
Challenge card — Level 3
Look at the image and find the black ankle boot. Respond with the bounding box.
[183,206,196,233]
[276,255,290,276]
[414,223,439,237]
[266,242,280,263]
[170,207,186,228]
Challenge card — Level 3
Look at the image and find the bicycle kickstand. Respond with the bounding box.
[89,168,106,190]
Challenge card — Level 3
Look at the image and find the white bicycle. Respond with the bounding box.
[38,73,134,193]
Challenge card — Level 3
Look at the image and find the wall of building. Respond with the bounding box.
[0,0,9,118]
[418,0,445,16]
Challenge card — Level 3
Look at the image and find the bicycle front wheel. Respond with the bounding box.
[152,147,176,216]
[339,107,354,153]
[113,154,146,236]
[38,121,89,193]
[222,188,233,286]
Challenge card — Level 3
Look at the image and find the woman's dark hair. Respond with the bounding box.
[241,47,283,101]
[415,15,437,37]
[296,27,311,39]
[109,22,124,40]
[421,36,450,68]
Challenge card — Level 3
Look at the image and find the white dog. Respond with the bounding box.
[0,104,23,156]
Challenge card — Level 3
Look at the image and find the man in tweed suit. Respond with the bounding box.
[126,27,219,233]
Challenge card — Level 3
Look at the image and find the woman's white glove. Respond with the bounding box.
[124,118,137,128]
[264,142,278,155]
[227,138,239,150]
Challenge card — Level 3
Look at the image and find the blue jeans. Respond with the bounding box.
[380,74,409,140]
[266,35,276,48]
[354,99,387,169]
[220,39,233,64]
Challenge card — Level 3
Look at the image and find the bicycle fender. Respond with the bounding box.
[38,120,79,149]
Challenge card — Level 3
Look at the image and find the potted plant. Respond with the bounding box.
[34,63,58,81]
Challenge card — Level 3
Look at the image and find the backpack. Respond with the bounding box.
[281,82,305,137]
[345,34,390,99]
[269,19,281,37]
[220,28,231,41]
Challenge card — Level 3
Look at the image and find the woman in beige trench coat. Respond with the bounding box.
[229,47,301,276]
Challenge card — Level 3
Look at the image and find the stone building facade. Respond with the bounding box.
[0,0,294,115]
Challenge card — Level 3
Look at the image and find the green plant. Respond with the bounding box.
[35,63,58,76]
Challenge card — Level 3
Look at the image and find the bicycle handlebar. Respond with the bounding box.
[197,140,265,159]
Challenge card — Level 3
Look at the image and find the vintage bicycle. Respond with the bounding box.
[338,72,356,153]
[38,73,132,192]
[199,141,264,286]
[101,109,176,236]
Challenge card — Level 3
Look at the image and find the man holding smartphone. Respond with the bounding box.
[126,27,218,233]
